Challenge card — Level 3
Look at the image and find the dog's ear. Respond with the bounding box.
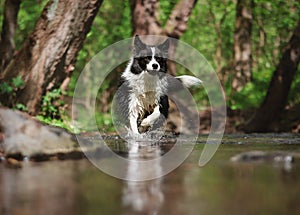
[133,35,146,55]
[158,38,169,56]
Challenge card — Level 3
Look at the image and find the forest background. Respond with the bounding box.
[0,0,299,134]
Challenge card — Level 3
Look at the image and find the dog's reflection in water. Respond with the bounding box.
[122,140,164,214]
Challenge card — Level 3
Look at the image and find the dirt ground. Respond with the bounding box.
[165,103,300,134]
[196,107,300,134]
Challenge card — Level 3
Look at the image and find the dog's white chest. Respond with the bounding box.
[127,72,167,117]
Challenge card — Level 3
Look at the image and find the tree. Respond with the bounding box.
[130,0,162,35]
[0,0,103,114]
[207,0,231,75]
[245,19,300,132]
[129,0,198,75]
[130,0,197,38]
[0,0,21,72]
[231,0,254,92]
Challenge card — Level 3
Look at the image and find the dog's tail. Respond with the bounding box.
[175,75,202,88]
[167,75,202,93]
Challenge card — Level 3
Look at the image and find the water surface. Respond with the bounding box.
[1,134,300,215]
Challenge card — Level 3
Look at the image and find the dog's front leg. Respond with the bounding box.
[140,106,161,128]
[129,113,139,134]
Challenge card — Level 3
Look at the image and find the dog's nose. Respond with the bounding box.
[152,63,158,70]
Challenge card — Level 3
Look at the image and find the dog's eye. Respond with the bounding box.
[146,56,152,61]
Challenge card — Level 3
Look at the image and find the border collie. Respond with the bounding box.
[115,35,202,134]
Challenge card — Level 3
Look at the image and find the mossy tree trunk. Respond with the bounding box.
[0,0,103,114]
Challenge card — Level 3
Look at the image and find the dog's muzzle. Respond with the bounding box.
[147,69,159,76]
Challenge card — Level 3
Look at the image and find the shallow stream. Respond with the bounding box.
[1,133,300,215]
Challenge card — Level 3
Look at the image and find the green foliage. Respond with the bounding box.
[37,88,77,132]
[158,0,179,26]
[0,76,27,111]
[95,112,115,133]
[36,115,73,132]
[0,76,24,94]
[11,75,24,88]
[182,0,300,109]
[39,88,65,119]
[182,0,236,66]
[15,0,48,49]
[13,103,28,112]
[0,0,4,30]
[0,82,12,94]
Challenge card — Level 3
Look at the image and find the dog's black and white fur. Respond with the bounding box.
[115,35,202,134]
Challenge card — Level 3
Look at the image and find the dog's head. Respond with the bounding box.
[131,35,169,75]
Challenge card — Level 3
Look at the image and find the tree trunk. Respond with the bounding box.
[0,0,21,72]
[130,0,162,35]
[0,0,103,114]
[130,0,197,38]
[164,0,198,39]
[130,0,197,75]
[231,0,254,92]
[245,19,300,132]
[164,0,198,76]
[207,1,230,76]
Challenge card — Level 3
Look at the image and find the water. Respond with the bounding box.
[1,134,300,215]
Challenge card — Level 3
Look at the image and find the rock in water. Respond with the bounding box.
[230,150,294,163]
[0,108,78,159]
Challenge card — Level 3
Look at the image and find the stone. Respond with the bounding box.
[0,108,87,160]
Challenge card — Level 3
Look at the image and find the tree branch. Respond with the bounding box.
[164,0,198,38]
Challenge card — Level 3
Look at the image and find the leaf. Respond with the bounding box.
[12,76,24,88]
[14,103,28,111]
[0,82,13,94]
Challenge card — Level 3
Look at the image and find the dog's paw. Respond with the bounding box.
[140,118,151,127]
[139,118,152,133]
